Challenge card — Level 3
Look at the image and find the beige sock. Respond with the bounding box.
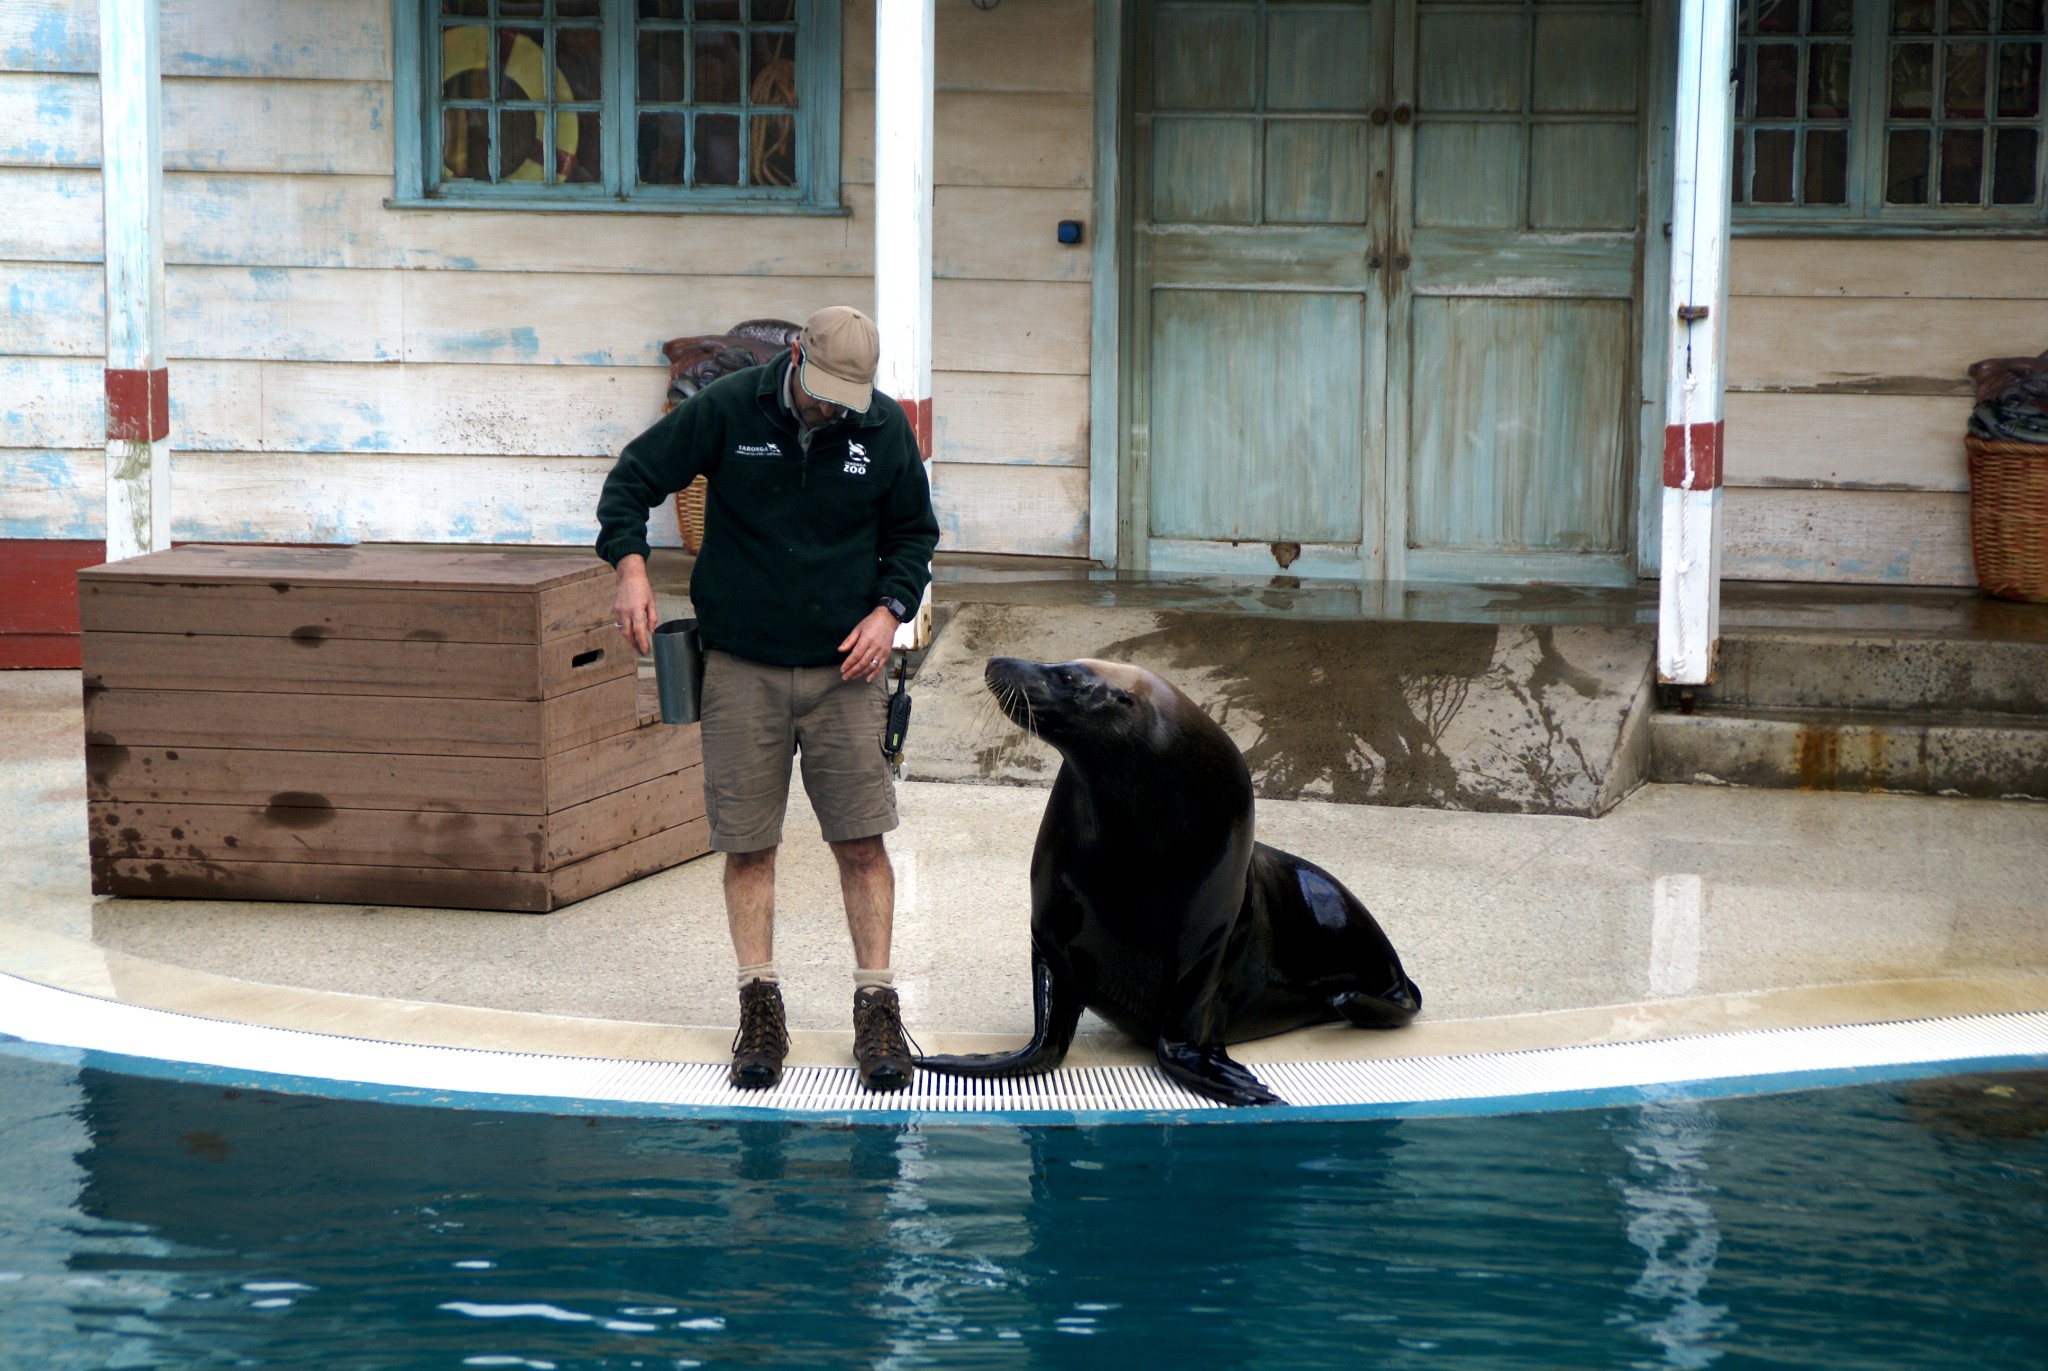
[737,962,779,991]
[853,966,895,992]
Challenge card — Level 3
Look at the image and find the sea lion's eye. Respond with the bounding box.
[1056,668,1079,686]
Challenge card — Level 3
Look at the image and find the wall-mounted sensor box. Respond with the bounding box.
[1057,220,1084,245]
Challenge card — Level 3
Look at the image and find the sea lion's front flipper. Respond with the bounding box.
[1155,1040,1283,1107]
[917,949,1082,1079]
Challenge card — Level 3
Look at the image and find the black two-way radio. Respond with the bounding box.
[882,654,913,777]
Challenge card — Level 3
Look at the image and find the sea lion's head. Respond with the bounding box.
[986,656,1252,816]
[984,657,1213,757]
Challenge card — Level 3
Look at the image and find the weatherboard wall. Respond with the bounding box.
[1720,238,2047,587]
[3,0,2034,591]
[0,0,1093,561]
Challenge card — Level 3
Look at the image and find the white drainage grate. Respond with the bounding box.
[2,972,2044,1123]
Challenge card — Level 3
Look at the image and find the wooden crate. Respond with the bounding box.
[79,544,708,912]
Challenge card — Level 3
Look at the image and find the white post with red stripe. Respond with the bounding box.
[875,0,935,649]
[98,0,171,562]
[874,0,934,461]
[1658,0,1736,685]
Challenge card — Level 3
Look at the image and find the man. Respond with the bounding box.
[595,306,939,1093]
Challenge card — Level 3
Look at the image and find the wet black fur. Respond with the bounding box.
[918,657,1421,1107]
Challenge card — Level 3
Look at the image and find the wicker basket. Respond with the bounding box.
[672,476,707,554]
[1966,435,2048,602]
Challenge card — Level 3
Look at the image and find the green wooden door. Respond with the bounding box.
[1395,0,1646,583]
[1127,0,1396,577]
[1123,0,1648,583]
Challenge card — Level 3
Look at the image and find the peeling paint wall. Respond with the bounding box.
[0,0,1094,555]
[1720,239,2048,587]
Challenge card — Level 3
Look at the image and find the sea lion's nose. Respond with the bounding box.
[984,656,1027,687]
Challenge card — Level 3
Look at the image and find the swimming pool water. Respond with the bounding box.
[2,1050,2044,1369]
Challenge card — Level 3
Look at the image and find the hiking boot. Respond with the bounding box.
[730,979,789,1089]
[852,987,915,1093]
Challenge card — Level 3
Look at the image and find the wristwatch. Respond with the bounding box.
[879,596,911,623]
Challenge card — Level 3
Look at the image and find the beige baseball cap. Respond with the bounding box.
[797,306,879,414]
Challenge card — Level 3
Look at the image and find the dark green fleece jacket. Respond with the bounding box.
[595,351,939,668]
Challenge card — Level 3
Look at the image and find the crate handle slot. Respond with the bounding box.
[572,648,604,669]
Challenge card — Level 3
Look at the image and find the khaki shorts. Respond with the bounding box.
[698,649,897,853]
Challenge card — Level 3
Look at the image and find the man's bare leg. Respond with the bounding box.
[725,847,778,967]
[828,836,893,970]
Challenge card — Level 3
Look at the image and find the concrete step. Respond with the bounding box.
[1697,632,2048,716]
[1649,705,2048,801]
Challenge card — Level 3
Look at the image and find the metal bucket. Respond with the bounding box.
[651,618,705,725]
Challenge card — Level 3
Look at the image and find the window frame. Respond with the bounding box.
[1732,0,2047,234]
[390,0,844,215]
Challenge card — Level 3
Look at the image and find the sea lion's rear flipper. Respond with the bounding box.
[917,950,1082,1079]
[1155,1041,1284,1107]
[1328,979,1422,1029]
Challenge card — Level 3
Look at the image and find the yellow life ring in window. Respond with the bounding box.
[442,26,580,183]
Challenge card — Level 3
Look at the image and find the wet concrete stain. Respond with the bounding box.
[1789,723,1940,795]
[1098,616,1510,809]
[909,603,1654,815]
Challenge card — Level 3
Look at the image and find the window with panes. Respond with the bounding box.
[1734,0,2046,223]
[401,0,838,208]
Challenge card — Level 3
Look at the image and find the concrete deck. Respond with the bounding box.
[6,654,2046,1079]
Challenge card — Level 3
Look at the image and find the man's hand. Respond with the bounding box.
[612,554,658,655]
[838,605,899,682]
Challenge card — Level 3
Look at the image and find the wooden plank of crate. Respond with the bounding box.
[90,854,554,912]
[545,768,703,869]
[538,577,617,641]
[543,676,643,752]
[545,716,701,812]
[78,572,614,644]
[85,675,637,757]
[79,622,628,700]
[77,543,612,593]
[545,816,711,910]
[88,799,548,872]
[78,580,545,642]
[86,744,548,813]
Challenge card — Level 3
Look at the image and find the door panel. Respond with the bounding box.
[1528,124,1641,229]
[1129,0,1393,574]
[1264,5,1376,108]
[1149,289,1368,543]
[1265,122,1373,222]
[1398,0,1646,575]
[1151,119,1261,222]
[1153,5,1260,109]
[1408,297,1632,554]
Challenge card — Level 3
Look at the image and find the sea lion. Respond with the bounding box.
[919,657,1421,1107]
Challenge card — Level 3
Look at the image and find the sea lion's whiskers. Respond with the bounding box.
[971,687,1007,742]
[1014,689,1038,738]
[987,680,1026,735]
